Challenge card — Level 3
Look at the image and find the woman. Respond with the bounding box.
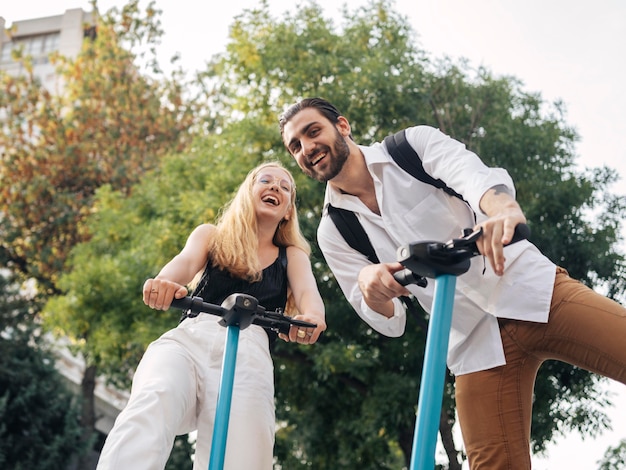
[97,162,326,470]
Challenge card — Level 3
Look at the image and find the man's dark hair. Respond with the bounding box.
[279,97,342,137]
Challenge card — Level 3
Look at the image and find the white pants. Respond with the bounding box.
[97,314,275,470]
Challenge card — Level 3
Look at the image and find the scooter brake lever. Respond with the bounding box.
[445,227,483,252]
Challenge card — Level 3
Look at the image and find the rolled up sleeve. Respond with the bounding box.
[317,216,407,337]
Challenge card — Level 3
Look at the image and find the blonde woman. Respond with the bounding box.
[97,162,326,470]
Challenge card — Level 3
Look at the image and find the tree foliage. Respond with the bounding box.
[209,0,625,465]
[44,131,258,386]
[0,0,197,292]
[0,272,89,468]
[0,1,200,466]
[24,0,626,468]
[598,439,626,470]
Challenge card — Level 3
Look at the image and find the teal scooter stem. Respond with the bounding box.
[204,293,257,470]
[395,224,530,470]
[209,324,241,470]
[410,274,456,470]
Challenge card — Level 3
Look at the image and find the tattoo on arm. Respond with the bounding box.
[490,184,513,197]
[480,184,515,214]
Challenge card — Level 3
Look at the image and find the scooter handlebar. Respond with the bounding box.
[507,222,531,245]
[169,295,316,335]
[393,269,428,288]
[394,223,530,286]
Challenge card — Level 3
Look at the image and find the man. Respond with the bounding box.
[279,97,626,469]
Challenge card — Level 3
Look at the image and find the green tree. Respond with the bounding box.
[46,0,625,468]
[166,435,196,469]
[0,271,89,469]
[0,1,200,465]
[45,131,269,465]
[46,128,266,387]
[0,0,196,292]
[598,439,626,470]
[211,1,624,466]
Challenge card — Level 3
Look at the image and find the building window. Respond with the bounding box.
[0,32,61,65]
[0,43,12,63]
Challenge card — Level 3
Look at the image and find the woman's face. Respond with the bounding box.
[252,167,293,222]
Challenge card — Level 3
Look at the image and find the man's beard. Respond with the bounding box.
[307,129,350,183]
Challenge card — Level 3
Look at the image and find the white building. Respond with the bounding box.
[0,8,94,91]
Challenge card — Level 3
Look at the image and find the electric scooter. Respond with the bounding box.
[170,293,317,470]
[393,224,530,470]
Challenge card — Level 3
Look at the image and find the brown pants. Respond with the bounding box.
[455,268,626,469]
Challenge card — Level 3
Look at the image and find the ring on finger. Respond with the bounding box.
[297,329,306,339]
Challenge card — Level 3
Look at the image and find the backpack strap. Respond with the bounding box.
[326,204,427,330]
[324,128,476,331]
[327,204,379,264]
[383,130,466,202]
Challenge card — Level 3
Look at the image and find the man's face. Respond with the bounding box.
[282,108,350,183]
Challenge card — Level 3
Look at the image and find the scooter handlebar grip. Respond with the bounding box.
[170,297,191,310]
[393,268,427,287]
[509,223,531,245]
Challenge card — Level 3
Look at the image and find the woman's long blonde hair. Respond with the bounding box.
[196,162,311,312]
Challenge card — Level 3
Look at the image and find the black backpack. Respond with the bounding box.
[325,129,472,327]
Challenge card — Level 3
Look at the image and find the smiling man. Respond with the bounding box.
[278,97,626,470]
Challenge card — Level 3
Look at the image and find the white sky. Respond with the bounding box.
[3,1,625,468]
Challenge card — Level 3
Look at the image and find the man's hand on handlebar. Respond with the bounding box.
[474,212,527,276]
[358,263,412,318]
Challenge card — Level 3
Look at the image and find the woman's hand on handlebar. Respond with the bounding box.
[143,278,188,310]
[280,313,327,344]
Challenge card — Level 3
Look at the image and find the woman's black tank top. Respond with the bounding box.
[185,246,289,344]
